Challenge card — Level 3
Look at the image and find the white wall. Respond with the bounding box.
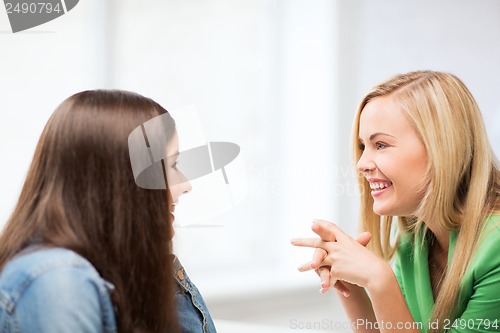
[0,0,110,225]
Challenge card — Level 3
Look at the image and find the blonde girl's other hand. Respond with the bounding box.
[292,220,372,295]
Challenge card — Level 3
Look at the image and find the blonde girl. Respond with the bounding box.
[292,71,500,333]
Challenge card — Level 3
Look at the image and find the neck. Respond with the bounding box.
[426,221,450,253]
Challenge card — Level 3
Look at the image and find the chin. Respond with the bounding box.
[372,203,392,216]
[169,221,175,239]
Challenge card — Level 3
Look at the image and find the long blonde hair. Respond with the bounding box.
[352,71,500,332]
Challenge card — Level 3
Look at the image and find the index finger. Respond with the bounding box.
[311,219,350,242]
[290,237,326,249]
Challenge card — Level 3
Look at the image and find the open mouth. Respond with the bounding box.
[369,181,393,196]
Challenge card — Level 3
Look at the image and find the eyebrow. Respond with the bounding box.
[358,132,396,142]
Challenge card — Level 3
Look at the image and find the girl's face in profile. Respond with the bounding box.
[357,94,428,217]
[166,131,192,220]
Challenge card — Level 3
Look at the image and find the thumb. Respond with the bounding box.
[355,231,372,247]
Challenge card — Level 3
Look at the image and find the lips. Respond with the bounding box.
[169,203,176,222]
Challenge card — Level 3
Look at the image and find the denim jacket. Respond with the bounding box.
[0,247,216,333]
[173,256,217,333]
[0,246,117,333]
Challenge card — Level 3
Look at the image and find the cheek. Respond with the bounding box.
[166,169,180,199]
[376,153,426,197]
[373,157,396,180]
[393,153,428,210]
[404,151,428,187]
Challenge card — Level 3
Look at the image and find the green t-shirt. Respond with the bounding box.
[394,215,500,332]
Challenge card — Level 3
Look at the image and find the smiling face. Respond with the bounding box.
[357,94,428,217]
[165,131,192,220]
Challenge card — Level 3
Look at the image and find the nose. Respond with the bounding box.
[356,150,376,174]
[179,171,192,194]
[182,179,192,194]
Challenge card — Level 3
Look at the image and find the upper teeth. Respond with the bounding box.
[370,182,391,189]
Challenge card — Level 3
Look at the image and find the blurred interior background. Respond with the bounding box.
[1,1,499,332]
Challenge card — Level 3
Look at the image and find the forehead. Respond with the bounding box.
[358,95,412,138]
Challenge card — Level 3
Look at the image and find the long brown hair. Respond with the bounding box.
[352,71,500,332]
[0,90,180,332]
